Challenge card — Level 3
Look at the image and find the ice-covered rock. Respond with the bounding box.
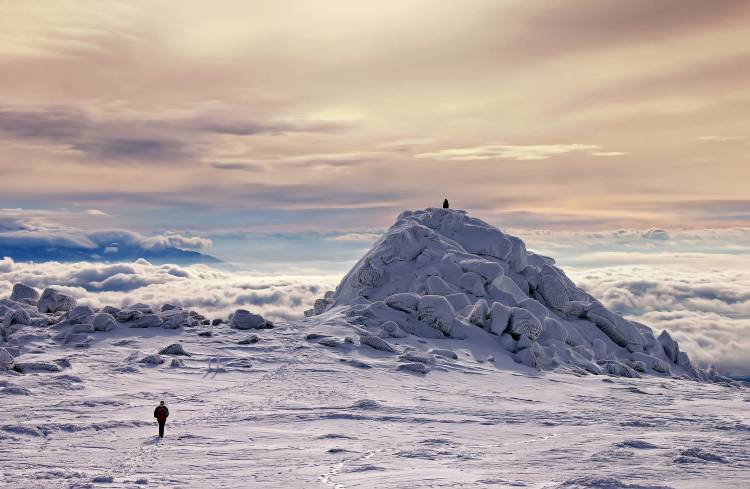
[116,309,142,322]
[3,308,31,328]
[488,302,511,335]
[161,309,195,329]
[10,284,39,304]
[380,320,408,338]
[397,362,430,374]
[128,314,163,328]
[359,334,397,353]
[158,343,190,356]
[0,348,14,370]
[658,330,679,363]
[229,309,269,330]
[238,334,259,344]
[416,295,455,334]
[318,337,341,347]
[507,307,543,340]
[92,313,117,332]
[68,305,95,324]
[37,288,77,314]
[13,360,64,373]
[430,348,458,360]
[139,354,164,365]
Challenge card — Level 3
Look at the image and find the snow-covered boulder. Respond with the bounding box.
[238,334,260,344]
[385,293,420,313]
[3,308,31,328]
[158,343,190,356]
[507,307,543,340]
[37,288,77,314]
[397,362,430,374]
[68,305,95,324]
[139,354,164,365]
[92,313,117,332]
[416,295,455,334]
[0,348,14,370]
[116,309,143,322]
[658,330,679,363]
[10,284,39,305]
[229,309,269,330]
[537,265,570,311]
[360,334,397,353]
[488,302,511,335]
[161,309,195,329]
[128,314,163,328]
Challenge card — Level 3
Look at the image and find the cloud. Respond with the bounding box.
[0,208,215,263]
[501,0,750,61]
[510,226,750,376]
[0,104,352,165]
[592,152,627,157]
[0,258,339,322]
[415,143,600,161]
[210,152,383,172]
[210,162,267,172]
[699,135,746,142]
[571,265,750,377]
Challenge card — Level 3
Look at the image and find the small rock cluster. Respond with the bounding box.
[1,284,270,374]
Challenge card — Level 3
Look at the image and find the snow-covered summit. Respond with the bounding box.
[307,207,701,379]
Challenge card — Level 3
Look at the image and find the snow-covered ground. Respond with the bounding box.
[1,319,749,488]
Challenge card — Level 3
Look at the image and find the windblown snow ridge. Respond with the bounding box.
[306,208,706,379]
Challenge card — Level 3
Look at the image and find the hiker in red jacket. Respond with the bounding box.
[154,401,169,438]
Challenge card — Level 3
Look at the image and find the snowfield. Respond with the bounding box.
[1,320,749,488]
[2,208,749,488]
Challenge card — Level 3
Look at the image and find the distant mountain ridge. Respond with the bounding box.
[0,244,220,265]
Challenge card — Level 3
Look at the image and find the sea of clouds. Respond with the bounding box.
[0,257,339,323]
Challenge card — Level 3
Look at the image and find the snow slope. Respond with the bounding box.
[306,208,702,380]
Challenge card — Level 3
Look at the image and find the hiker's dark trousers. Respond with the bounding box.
[158,422,165,438]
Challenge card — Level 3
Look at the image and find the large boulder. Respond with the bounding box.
[537,265,570,311]
[229,309,268,330]
[659,330,679,363]
[507,307,543,340]
[488,302,511,335]
[10,284,39,304]
[37,288,77,314]
[416,295,455,334]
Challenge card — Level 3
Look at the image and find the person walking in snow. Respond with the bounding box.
[154,401,169,438]
[443,198,449,209]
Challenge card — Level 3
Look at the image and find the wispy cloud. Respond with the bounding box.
[415,143,600,161]
[698,135,746,142]
[0,104,353,165]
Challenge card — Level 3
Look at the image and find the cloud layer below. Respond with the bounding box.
[0,257,339,323]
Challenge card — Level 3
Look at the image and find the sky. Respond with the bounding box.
[0,1,748,373]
